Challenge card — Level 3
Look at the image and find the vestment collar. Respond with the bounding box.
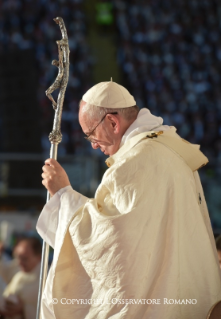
[106,131,159,167]
[106,128,208,171]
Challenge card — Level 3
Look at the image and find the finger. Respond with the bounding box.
[42,174,55,183]
[42,180,54,196]
[45,158,58,167]
[42,165,54,172]
[42,178,50,187]
[41,172,49,179]
[42,179,46,186]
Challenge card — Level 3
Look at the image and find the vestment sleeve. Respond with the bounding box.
[36,186,88,248]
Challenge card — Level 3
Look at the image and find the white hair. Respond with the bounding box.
[79,100,139,122]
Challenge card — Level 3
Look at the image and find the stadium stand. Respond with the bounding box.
[0,0,93,155]
[114,0,221,177]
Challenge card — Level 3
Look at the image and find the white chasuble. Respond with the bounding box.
[37,127,221,319]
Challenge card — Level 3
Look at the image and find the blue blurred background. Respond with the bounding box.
[0,0,221,251]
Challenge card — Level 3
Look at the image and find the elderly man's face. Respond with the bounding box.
[14,241,41,273]
[79,102,122,156]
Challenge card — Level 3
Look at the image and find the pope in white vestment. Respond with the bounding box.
[37,81,221,319]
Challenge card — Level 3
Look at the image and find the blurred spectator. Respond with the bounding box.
[0,241,19,285]
[1,237,42,319]
[216,234,221,269]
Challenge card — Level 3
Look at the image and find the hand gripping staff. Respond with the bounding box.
[36,17,70,319]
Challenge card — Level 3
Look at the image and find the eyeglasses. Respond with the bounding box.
[84,112,118,143]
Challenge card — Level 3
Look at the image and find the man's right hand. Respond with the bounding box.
[42,158,71,196]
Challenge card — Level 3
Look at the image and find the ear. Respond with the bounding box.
[106,114,120,134]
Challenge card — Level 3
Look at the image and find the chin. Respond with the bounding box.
[104,148,113,155]
[100,148,108,155]
[101,145,119,156]
[108,149,118,156]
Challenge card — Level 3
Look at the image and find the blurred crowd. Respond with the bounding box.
[114,0,221,175]
[0,0,93,156]
[0,0,221,169]
[0,0,221,172]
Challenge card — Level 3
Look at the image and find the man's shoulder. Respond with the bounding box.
[113,128,207,174]
[116,137,175,167]
[8,266,39,286]
[103,128,201,185]
[104,139,174,185]
[6,271,28,288]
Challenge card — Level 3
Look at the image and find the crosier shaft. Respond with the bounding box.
[36,17,70,319]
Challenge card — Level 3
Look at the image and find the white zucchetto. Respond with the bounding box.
[82,80,136,108]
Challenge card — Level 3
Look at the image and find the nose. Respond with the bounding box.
[91,142,99,149]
